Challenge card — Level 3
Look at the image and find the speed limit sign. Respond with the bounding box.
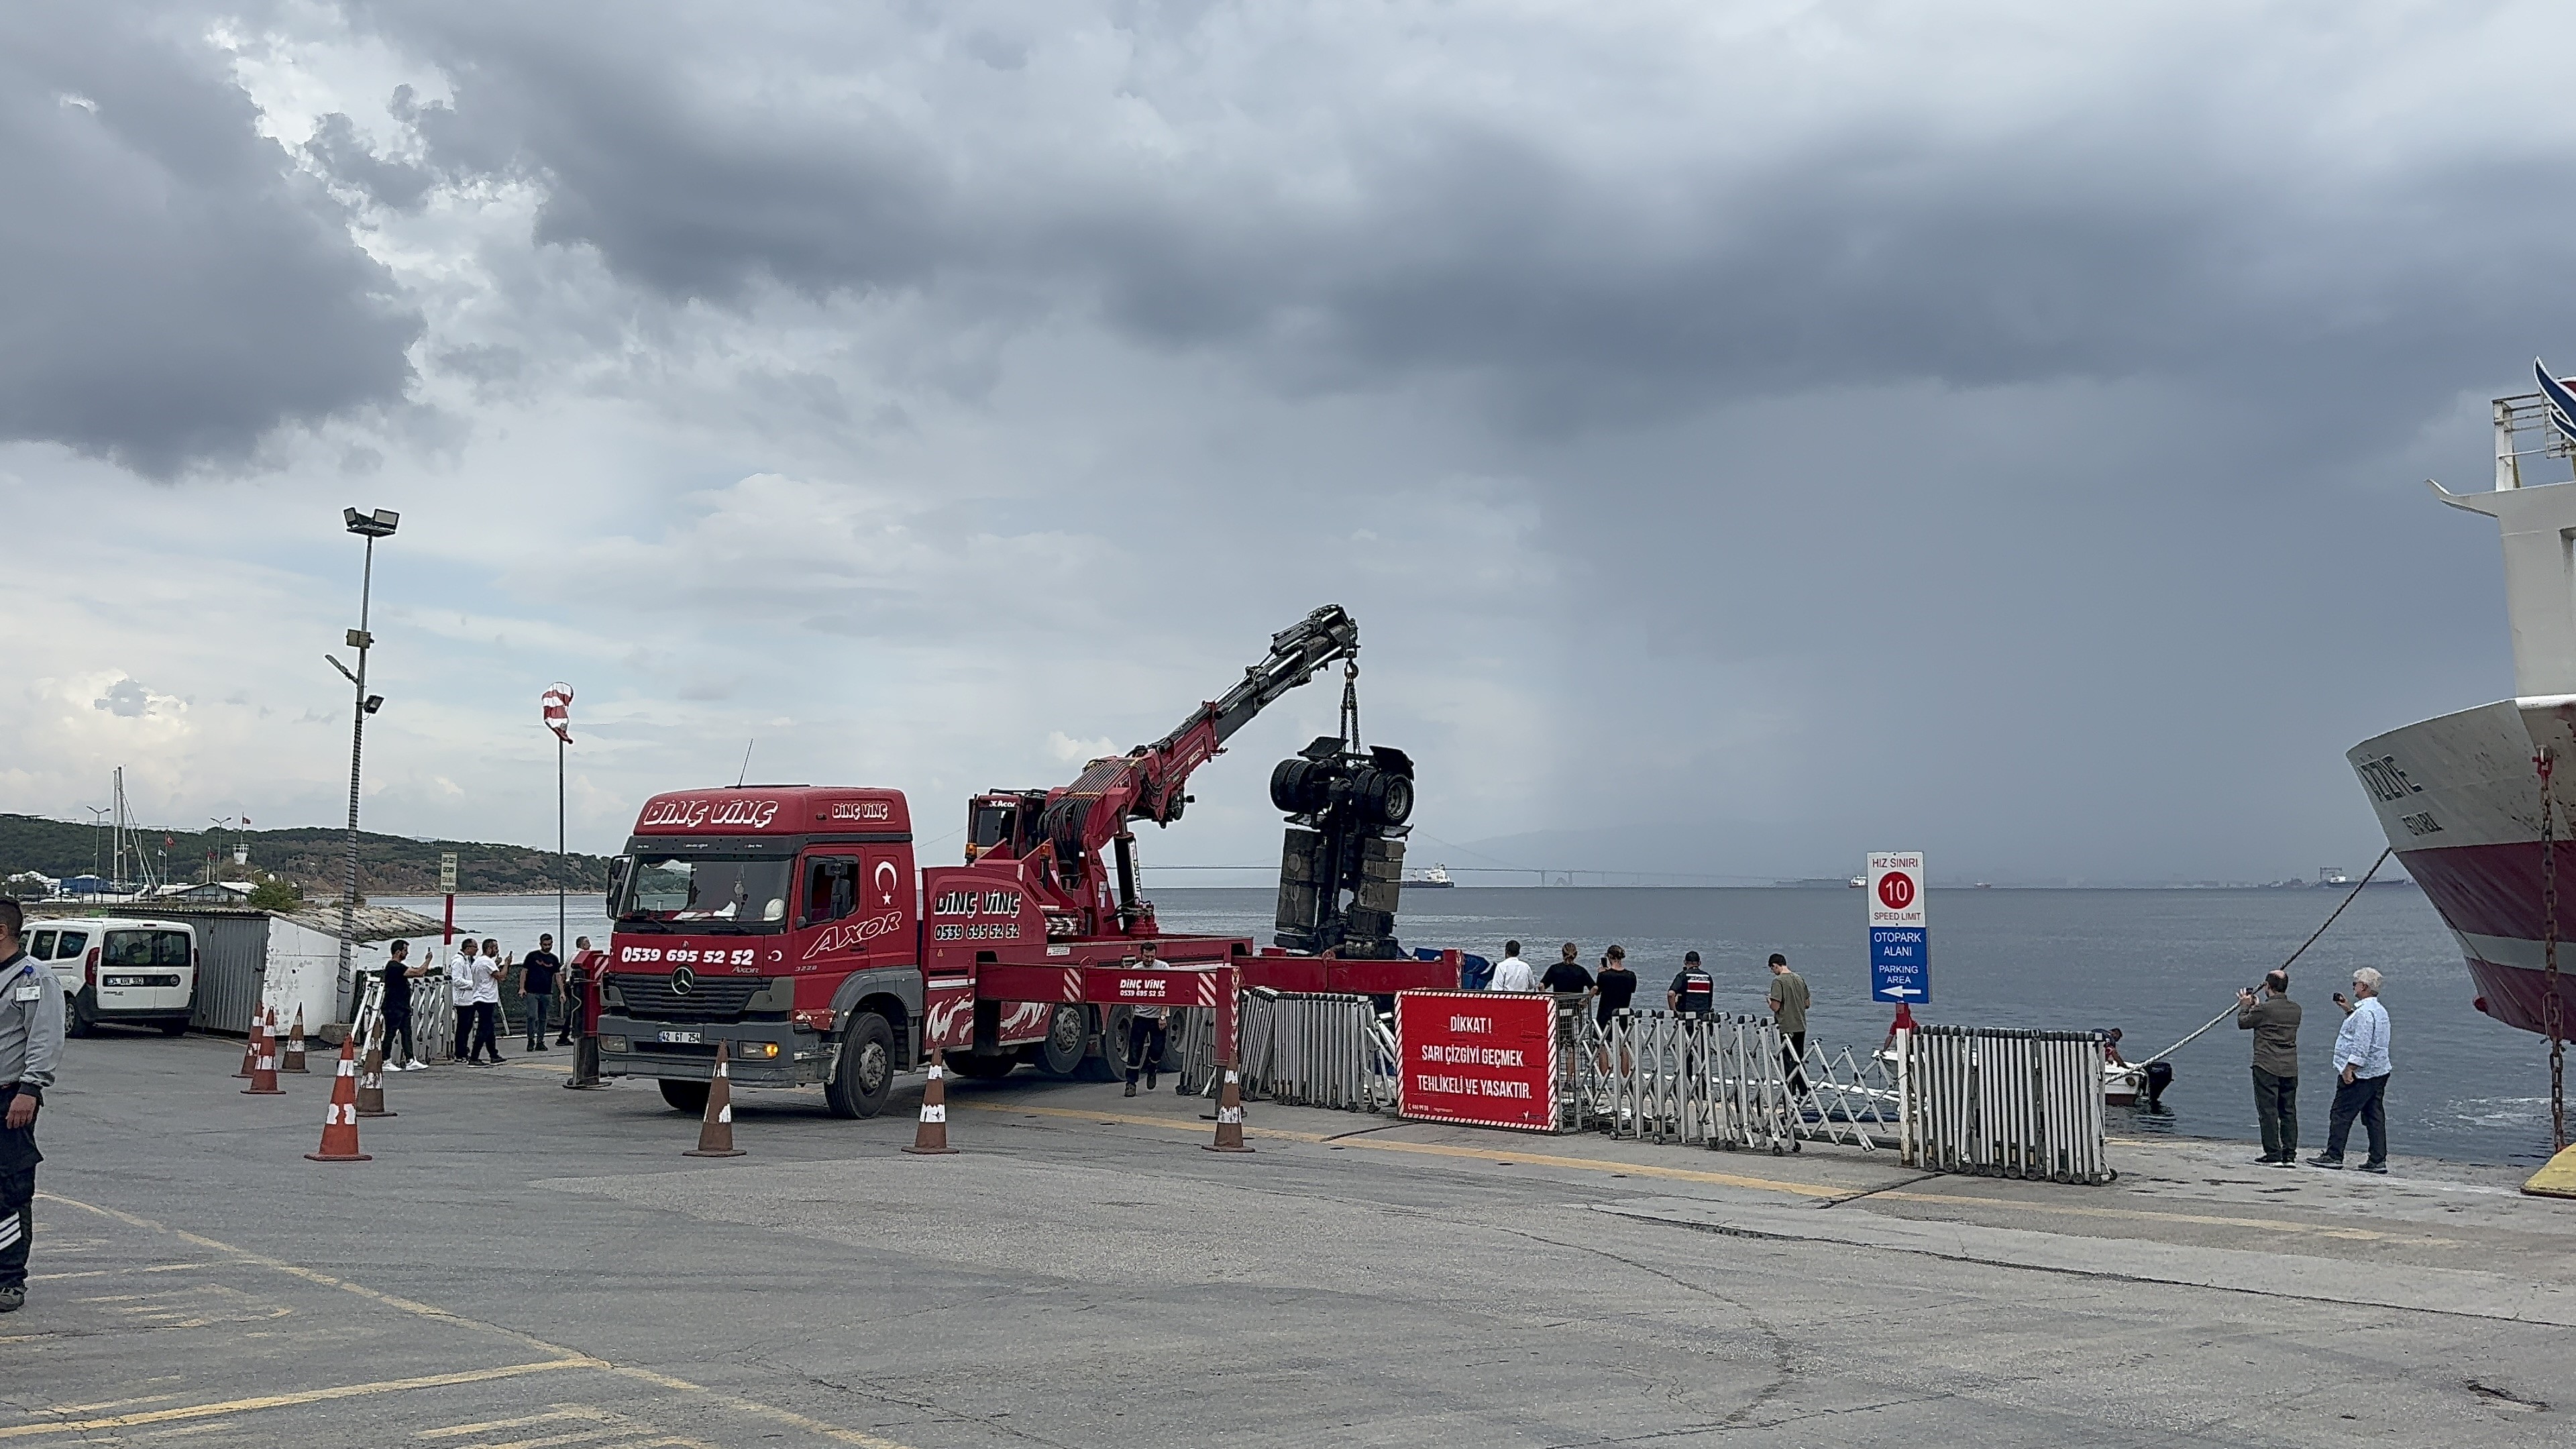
[1866,851,1929,1003]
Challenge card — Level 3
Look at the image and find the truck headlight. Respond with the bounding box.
[601,1035,630,1053]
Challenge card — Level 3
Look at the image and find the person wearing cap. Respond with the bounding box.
[1767,953,1811,1096]
[1667,951,1713,1014]
[1123,940,1172,1097]
[2311,967,2393,1173]
[2237,970,2302,1166]
[0,898,66,1313]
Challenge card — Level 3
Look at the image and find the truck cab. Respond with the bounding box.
[597,786,921,1118]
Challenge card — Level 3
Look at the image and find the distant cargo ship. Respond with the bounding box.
[2349,366,2576,1040]
[1405,865,1456,889]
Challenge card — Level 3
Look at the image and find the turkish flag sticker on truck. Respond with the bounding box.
[1395,990,1558,1132]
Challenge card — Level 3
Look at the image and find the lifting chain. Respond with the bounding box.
[2540,751,2567,1151]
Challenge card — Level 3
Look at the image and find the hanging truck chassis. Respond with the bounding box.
[592,605,1458,1117]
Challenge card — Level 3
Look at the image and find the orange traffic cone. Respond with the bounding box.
[282,1006,311,1073]
[235,1004,263,1077]
[684,1042,746,1158]
[356,1020,395,1119]
[305,1036,372,1162]
[903,1049,959,1155]
[240,1014,284,1095]
[1203,1063,1253,1154]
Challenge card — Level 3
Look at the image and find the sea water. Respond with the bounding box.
[388,885,2563,1166]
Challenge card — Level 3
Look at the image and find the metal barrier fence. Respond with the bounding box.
[1176,993,2104,1183]
[1899,1025,2112,1183]
[1173,991,1397,1111]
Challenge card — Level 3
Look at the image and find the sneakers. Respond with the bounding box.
[382,1061,406,1073]
[2306,1155,2345,1169]
[2358,1161,2390,1175]
[405,1059,427,1071]
[1123,1082,1138,1097]
[0,1285,23,1313]
[2254,1155,2283,1165]
[1146,1072,1159,1091]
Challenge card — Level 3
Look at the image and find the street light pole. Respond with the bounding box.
[335,508,399,995]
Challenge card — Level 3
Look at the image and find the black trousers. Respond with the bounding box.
[2251,1066,2298,1159]
[468,1002,501,1061]
[1,1086,38,1293]
[382,1010,416,1064]
[1782,1030,1809,1095]
[2324,1072,2390,1163]
[1124,1016,1169,1086]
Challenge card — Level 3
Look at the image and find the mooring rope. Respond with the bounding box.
[2138,847,2395,1067]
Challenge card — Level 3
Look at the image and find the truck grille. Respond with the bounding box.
[608,973,767,1023]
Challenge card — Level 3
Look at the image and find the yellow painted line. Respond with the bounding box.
[36,1396,178,1416]
[1875,1190,2469,1244]
[34,1193,928,1449]
[957,1100,1851,1198]
[418,1407,619,1438]
[0,1361,602,1440]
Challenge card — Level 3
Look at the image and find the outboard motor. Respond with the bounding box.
[2143,1059,2176,1110]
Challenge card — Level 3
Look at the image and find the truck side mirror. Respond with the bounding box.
[605,855,631,915]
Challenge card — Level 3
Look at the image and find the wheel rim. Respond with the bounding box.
[1049,1006,1085,1059]
[858,1039,888,1095]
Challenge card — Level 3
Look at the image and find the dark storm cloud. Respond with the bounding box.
[0,5,421,476]
[345,3,2576,436]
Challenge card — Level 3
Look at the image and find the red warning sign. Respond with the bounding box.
[1394,991,1558,1132]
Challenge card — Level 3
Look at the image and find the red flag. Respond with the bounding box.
[541,683,574,744]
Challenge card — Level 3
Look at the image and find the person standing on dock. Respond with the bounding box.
[1489,941,1536,993]
[469,938,506,1064]
[447,939,480,1063]
[0,898,66,1314]
[378,939,429,1071]
[1123,940,1171,1096]
[2312,968,2392,1173]
[1593,947,1638,1076]
[517,934,561,1053]
[2237,970,2302,1166]
[1667,951,1713,1014]
[1768,954,1811,1097]
[1542,943,1593,998]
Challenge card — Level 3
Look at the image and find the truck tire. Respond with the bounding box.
[1033,1003,1089,1078]
[946,1051,1018,1080]
[1079,1004,1133,1083]
[658,1079,708,1114]
[825,1012,895,1119]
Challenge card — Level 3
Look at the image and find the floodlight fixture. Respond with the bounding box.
[343,506,400,538]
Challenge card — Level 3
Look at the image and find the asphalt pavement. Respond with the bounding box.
[5,1028,2567,1447]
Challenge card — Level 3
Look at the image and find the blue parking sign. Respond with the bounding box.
[1870,928,1930,1002]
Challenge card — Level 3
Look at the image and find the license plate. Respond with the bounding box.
[105,975,146,988]
[657,1030,702,1044]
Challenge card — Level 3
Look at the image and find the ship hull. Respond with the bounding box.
[2351,699,2576,1037]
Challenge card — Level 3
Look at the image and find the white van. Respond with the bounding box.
[27,917,198,1036]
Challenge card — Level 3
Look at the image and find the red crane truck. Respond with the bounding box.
[595,606,1454,1117]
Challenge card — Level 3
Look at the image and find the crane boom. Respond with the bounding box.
[1024,605,1360,932]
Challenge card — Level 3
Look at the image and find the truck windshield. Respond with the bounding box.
[615,855,794,934]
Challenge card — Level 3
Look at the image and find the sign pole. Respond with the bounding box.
[439,851,458,945]
[556,734,567,968]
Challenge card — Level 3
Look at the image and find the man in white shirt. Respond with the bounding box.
[467,938,506,1065]
[447,943,479,1064]
[1488,941,1535,993]
[2310,967,2393,1173]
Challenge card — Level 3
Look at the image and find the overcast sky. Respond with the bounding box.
[3,1,2565,883]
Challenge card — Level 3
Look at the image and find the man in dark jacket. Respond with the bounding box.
[1,898,66,1313]
[2237,970,2302,1166]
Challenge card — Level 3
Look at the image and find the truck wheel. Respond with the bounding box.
[1077,1005,1134,1083]
[825,1012,895,1119]
[1034,1004,1089,1078]
[658,1079,709,1114]
[947,1051,1018,1080]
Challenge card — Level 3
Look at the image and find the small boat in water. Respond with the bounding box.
[1406,864,1457,889]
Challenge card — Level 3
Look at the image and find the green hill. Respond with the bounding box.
[0,813,610,898]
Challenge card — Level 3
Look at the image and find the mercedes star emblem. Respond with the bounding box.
[670,964,696,996]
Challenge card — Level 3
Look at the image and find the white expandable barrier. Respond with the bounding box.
[1898,1024,2112,1184]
